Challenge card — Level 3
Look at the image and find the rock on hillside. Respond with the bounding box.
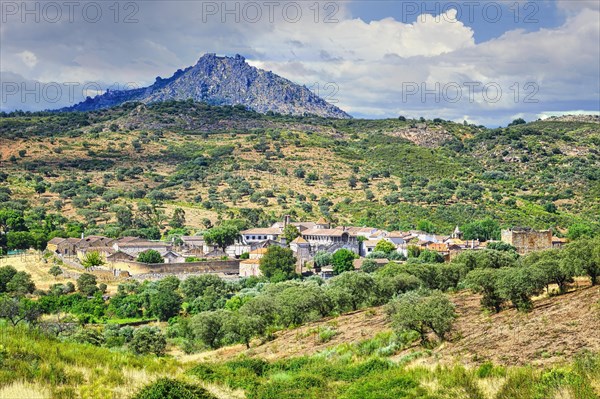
[60,54,351,119]
[543,115,600,123]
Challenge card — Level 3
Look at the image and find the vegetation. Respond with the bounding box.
[259,246,297,282]
[137,249,163,264]
[1,104,598,255]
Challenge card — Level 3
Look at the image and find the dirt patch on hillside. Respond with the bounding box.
[184,307,389,363]
[437,285,600,366]
[387,125,453,148]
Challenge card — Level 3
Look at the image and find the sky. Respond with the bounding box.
[1,0,599,126]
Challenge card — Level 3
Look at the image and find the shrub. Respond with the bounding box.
[137,250,163,264]
[130,326,167,356]
[132,378,216,399]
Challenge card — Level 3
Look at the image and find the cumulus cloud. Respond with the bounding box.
[0,1,598,125]
[17,50,38,68]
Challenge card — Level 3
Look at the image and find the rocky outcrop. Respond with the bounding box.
[60,54,351,119]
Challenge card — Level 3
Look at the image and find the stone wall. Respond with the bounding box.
[501,229,552,255]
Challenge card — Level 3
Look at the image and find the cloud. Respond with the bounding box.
[17,50,38,68]
[0,1,598,126]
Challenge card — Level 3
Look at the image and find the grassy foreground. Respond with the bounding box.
[0,324,182,399]
[1,324,599,399]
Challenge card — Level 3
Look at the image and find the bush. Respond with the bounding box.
[132,378,216,399]
[76,273,98,296]
[130,326,167,356]
[137,249,163,264]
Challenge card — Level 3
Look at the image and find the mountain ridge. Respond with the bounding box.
[60,53,352,119]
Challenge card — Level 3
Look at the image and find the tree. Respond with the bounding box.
[49,265,63,280]
[464,268,504,312]
[204,225,240,252]
[282,224,300,244]
[416,220,435,233]
[407,245,421,259]
[6,231,34,250]
[130,326,167,356]
[375,272,422,302]
[0,265,17,293]
[418,250,444,263]
[259,246,297,282]
[149,289,182,321]
[180,274,227,302]
[563,238,600,286]
[461,218,500,241]
[313,251,332,268]
[360,259,380,273]
[137,249,164,264]
[239,295,279,330]
[77,273,99,296]
[567,223,595,240]
[191,310,231,349]
[0,295,41,326]
[374,240,396,254]
[508,118,526,126]
[82,251,104,269]
[331,249,357,275]
[452,249,517,271]
[486,241,517,252]
[170,208,186,229]
[387,290,455,343]
[523,249,576,294]
[6,271,35,296]
[328,272,375,311]
[496,267,546,311]
[225,312,265,348]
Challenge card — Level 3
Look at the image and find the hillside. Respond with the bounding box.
[185,284,600,368]
[60,54,351,119]
[0,102,599,244]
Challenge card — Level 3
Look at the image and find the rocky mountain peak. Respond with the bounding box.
[60,54,351,119]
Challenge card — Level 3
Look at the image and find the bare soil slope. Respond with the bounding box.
[440,285,600,366]
[194,286,600,367]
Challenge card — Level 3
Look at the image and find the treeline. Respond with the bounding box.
[1,237,599,356]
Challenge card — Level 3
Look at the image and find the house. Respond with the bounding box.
[47,237,80,256]
[239,247,268,277]
[240,228,282,243]
[160,250,185,264]
[180,236,205,252]
[289,236,311,272]
[248,247,268,259]
[106,251,135,263]
[239,259,261,277]
[113,240,171,257]
[552,236,568,249]
[46,237,66,253]
[76,236,115,250]
[362,240,380,255]
[77,246,116,261]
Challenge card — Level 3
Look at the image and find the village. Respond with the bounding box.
[45,216,569,280]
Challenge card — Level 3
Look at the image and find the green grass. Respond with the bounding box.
[188,352,600,399]
[0,323,182,399]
